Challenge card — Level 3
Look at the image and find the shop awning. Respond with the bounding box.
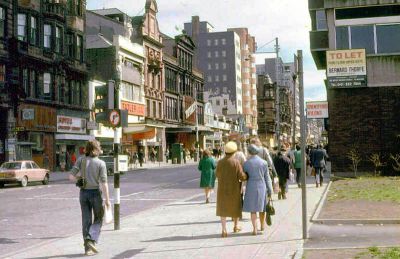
[55,134,95,141]
[165,127,193,133]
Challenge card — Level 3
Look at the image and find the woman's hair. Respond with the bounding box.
[203,149,211,157]
[85,140,102,157]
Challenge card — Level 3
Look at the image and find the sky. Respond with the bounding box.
[87,0,327,102]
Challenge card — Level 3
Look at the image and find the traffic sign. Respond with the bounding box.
[109,110,120,127]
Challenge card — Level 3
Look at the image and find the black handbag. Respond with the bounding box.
[266,198,275,216]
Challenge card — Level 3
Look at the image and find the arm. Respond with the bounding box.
[100,182,111,207]
[237,161,247,181]
[212,158,216,170]
[267,153,277,178]
[99,162,111,207]
[69,157,82,182]
[198,159,202,171]
[264,162,273,197]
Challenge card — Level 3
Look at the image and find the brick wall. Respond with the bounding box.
[327,86,400,175]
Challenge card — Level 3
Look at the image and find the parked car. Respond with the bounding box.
[99,156,114,176]
[0,161,50,187]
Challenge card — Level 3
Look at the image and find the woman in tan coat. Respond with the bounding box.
[216,142,247,237]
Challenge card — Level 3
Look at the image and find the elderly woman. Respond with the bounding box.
[216,141,247,237]
[243,144,273,235]
[198,149,217,203]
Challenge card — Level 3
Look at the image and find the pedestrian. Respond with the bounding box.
[293,145,302,188]
[216,141,247,237]
[198,149,217,203]
[165,148,170,163]
[69,140,111,256]
[183,148,187,164]
[242,144,273,235]
[132,152,138,168]
[138,149,144,167]
[250,138,277,179]
[311,144,329,187]
[273,147,291,199]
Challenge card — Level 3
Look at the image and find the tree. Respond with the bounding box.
[347,145,362,177]
[368,153,385,177]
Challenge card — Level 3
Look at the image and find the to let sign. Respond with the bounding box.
[306,101,329,119]
[57,115,86,134]
[121,101,145,116]
[326,49,367,88]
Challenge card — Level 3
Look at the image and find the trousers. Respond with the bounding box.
[80,189,104,244]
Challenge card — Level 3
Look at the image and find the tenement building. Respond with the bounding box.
[309,0,400,174]
[1,0,88,170]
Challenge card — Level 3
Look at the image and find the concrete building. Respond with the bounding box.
[86,9,146,155]
[257,74,276,148]
[228,28,258,134]
[184,17,246,132]
[0,0,89,170]
[309,0,400,174]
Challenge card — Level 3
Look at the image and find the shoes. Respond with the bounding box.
[282,194,287,199]
[221,231,228,238]
[278,192,282,200]
[233,226,242,233]
[259,226,265,232]
[316,183,319,188]
[252,230,258,236]
[206,198,209,204]
[85,250,96,256]
[86,240,98,254]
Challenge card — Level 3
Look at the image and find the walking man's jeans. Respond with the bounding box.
[314,167,324,184]
[80,189,104,246]
[295,167,301,184]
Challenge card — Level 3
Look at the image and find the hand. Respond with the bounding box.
[105,200,111,207]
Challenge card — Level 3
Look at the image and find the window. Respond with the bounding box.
[44,24,52,49]
[152,101,156,117]
[30,17,37,45]
[336,26,349,49]
[0,7,5,38]
[23,68,29,96]
[43,73,51,98]
[207,63,211,70]
[222,50,226,57]
[18,14,27,41]
[376,24,400,53]
[66,34,74,58]
[214,39,218,46]
[75,0,82,16]
[76,35,82,61]
[207,76,212,82]
[215,51,219,57]
[55,27,62,53]
[207,51,211,58]
[215,75,219,82]
[146,99,150,116]
[223,99,227,105]
[216,99,220,106]
[222,74,227,81]
[222,63,227,69]
[159,102,162,118]
[207,39,211,46]
[316,10,327,30]
[221,38,226,45]
[351,25,374,54]
[0,64,5,82]
[215,63,219,70]
[30,70,37,98]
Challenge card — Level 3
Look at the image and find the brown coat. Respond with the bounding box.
[216,154,247,218]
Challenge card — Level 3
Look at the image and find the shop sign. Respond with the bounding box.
[13,126,25,132]
[87,121,99,130]
[185,102,197,119]
[121,101,145,116]
[306,101,329,119]
[22,109,35,120]
[57,115,86,134]
[326,49,367,88]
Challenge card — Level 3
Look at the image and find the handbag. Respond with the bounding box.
[76,158,87,189]
[311,167,316,176]
[266,198,275,216]
[104,204,113,224]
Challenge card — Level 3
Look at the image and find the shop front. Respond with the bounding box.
[55,114,93,171]
[16,104,57,170]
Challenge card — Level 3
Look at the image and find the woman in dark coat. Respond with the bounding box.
[198,149,217,203]
[216,142,247,237]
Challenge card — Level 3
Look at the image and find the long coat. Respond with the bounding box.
[198,156,216,188]
[242,156,273,212]
[216,154,247,218]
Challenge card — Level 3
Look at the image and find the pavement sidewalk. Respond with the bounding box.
[3,180,327,259]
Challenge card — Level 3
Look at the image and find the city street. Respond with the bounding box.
[0,164,201,256]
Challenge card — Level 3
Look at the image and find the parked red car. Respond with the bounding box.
[0,161,50,187]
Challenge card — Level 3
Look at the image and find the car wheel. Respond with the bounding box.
[42,174,49,185]
[20,176,28,187]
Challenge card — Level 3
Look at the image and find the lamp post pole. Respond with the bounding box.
[275,37,281,150]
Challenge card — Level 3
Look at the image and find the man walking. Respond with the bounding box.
[69,140,111,256]
[293,145,302,188]
[273,147,291,199]
[311,144,329,187]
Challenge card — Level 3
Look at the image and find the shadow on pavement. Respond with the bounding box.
[29,254,83,259]
[164,201,213,206]
[0,238,18,244]
[111,249,144,259]
[157,220,221,227]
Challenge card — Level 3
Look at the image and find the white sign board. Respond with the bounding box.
[87,121,99,130]
[185,102,197,119]
[326,49,367,88]
[22,109,35,120]
[118,155,129,172]
[306,101,329,119]
[57,116,86,134]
